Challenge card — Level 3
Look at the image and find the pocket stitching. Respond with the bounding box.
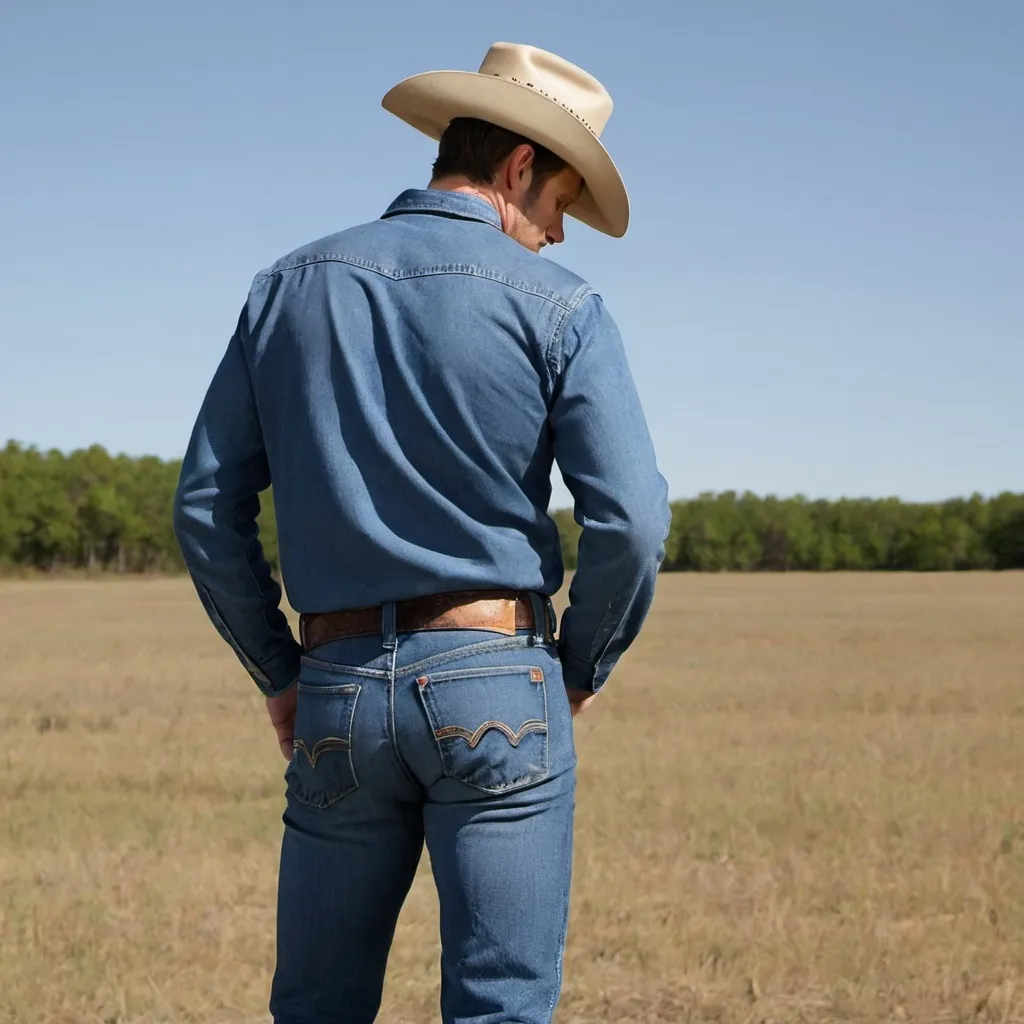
[286,684,361,808]
[434,719,547,749]
[418,667,551,794]
[293,735,352,767]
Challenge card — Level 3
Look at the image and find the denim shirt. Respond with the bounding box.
[173,189,670,696]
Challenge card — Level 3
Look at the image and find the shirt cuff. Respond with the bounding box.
[559,647,602,694]
[196,582,301,697]
[249,643,302,697]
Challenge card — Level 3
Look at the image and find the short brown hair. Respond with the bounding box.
[431,117,568,193]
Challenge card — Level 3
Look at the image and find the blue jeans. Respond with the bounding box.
[269,601,578,1024]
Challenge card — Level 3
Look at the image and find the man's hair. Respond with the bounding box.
[431,117,568,196]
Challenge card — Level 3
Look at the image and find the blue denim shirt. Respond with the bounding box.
[173,189,670,696]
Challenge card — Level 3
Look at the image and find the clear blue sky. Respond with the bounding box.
[1,0,1021,506]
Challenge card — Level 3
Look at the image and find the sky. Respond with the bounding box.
[1,0,1021,506]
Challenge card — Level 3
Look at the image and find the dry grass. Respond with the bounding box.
[1,573,1023,1023]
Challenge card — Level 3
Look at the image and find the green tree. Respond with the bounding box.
[987,502,1024,570]
[0,439,1021,576]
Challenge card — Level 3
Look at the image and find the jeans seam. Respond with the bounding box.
[547,781,573,1019]
[399,635,556,676]
[417,664,550,684]
[299,656,390,677]
[387,643,420,790]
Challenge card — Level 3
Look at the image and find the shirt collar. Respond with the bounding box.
[381,189,502,231]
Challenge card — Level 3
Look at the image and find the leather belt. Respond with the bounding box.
[299,590,551,652]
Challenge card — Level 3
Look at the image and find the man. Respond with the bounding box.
[173,41,669,1024]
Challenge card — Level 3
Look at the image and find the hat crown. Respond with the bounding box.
[477,42,613,138]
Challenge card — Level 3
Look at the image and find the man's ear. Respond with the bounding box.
[505,144,535,192]
[502,155,518,192]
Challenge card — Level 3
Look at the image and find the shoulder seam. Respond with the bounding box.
[544,285,598,399]
[254,252,587,312]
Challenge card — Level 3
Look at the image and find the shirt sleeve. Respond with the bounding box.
[172,296,301,696]
[549,292,671,693]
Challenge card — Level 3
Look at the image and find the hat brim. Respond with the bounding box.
[382,71,629,238]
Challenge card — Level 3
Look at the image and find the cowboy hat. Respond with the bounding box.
[381,42,629,238]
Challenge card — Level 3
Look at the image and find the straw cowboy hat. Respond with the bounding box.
[382,42,629,238]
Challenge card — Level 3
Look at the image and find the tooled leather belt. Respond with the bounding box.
[298,590,552,652]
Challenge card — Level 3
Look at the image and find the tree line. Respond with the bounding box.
[2,442,1022,574]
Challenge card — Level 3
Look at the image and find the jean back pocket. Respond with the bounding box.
[416,665,549,794]
[285,681,361,808]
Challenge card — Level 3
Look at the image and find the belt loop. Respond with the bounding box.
[298,614,307,651]
[381,601,397,651]
[526,592,546,643]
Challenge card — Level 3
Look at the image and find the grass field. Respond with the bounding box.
[1,574,1023,1023]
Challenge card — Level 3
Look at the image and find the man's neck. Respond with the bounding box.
[429,177,505,221]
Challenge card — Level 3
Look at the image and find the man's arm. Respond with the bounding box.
[172,298,301,697]
[549,292,671,696]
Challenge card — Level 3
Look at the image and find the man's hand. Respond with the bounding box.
[566,687,597,717]
[266,687,298,760]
